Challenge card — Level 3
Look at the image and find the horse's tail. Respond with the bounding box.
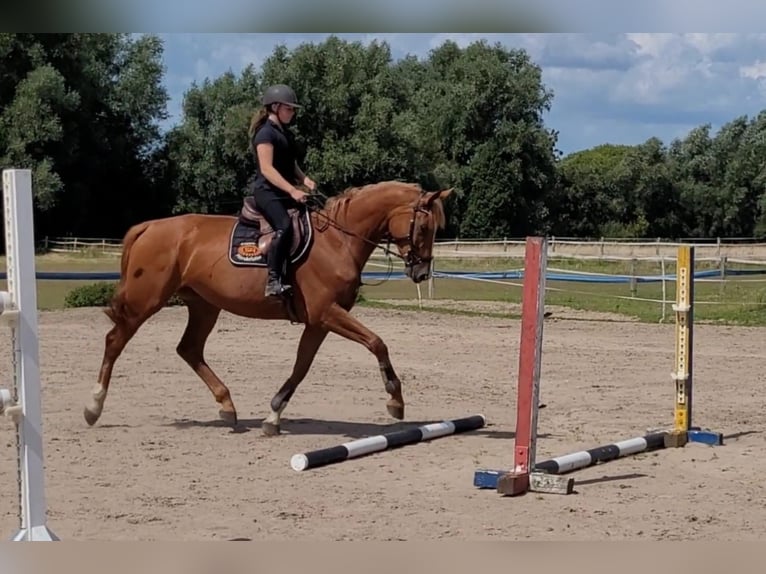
[103,221,152,325]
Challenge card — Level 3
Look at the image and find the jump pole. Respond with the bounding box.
[290,414,486,471]
[0,169,58,541]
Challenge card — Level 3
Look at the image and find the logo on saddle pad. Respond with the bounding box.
[235,242,262,261]
[228,197,313,267]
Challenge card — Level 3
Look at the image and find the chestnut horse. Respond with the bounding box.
[84,180,452,435]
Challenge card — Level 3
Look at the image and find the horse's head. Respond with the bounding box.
[322,181,453,283]
[386,187,452,283]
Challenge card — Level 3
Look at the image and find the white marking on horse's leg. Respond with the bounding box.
[264,402,286,428]
[87,384,107,416]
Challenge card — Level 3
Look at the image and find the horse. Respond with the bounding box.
[84,180,452,436]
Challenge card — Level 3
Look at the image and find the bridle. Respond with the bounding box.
[306,189,437,269]
[383,200,436,269]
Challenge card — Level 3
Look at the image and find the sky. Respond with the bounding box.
[157,33,766,156]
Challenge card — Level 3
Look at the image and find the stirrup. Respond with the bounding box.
[265,277,292,297]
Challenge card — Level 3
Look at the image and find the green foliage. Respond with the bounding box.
[3,33,766,246]
[164,36,558,239]
[63,281,185,308]
[63,281,117,308]
[0,33,171,247]
[166,66,261,214]
[418,41,558,238]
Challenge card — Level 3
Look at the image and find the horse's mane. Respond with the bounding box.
[323,180,446,229]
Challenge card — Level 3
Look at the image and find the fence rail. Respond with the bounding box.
[42,237,123,254]
[38,235,766,264]
[18,235,766,324]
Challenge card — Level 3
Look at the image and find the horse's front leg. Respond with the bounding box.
[321,303,405,419]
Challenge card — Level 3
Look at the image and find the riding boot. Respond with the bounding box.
[265,269,289,297]
[265,229,292,297]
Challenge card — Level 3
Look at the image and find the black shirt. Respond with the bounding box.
[251,119,298,194]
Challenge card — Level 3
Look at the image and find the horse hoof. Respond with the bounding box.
[83,407,100,426]
[262,421,281,436]
[387,403,405,420]
[219,410,238,427]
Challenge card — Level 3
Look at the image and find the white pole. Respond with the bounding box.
[0,169,58,541]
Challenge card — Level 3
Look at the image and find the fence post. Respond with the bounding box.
[629,258,637,297]
[719,255,727,297]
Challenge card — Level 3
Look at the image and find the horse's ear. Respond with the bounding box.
[425,187,453,206]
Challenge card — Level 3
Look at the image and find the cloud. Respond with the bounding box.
[521,33,766,151]
[741,60,766,80]
[157,33,766,154]
[534,34,646,71]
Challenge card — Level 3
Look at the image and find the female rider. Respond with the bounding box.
[248,83,316,297]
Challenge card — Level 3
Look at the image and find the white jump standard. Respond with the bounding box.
[1,169,58,541]
[290,414,486,471]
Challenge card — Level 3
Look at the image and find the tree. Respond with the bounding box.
[411,40,559,238]
[166,66,261,214]
[0,33,170,240]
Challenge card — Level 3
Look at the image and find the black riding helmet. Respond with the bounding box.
[262,84,301,108]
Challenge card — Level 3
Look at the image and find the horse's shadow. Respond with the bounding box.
[164,416,540,441]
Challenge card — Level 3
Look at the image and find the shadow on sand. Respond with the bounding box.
[163,416,554,442]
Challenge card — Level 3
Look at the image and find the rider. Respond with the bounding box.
[248,83,316,298]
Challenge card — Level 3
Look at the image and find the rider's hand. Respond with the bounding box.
[303,176,317,192]
[291,187,309,203]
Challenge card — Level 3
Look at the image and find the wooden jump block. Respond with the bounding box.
[496,471,575,496]
[664,430,688,448]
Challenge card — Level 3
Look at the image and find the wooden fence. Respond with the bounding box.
[41,236,766,265]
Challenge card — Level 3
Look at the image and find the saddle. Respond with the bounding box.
[228,196,313,267]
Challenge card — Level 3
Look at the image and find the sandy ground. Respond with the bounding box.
[1,304,765,541]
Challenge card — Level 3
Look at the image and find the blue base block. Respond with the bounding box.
[473,469,504,489]
[688,428,724,446]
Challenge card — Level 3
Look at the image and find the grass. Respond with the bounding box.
[3,251,766,326]
[358,255,766,326]
[360,276,766,325]
[0,252,120,310]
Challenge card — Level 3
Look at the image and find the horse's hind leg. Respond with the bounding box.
[85,289,171,426]
[175,291,237,426]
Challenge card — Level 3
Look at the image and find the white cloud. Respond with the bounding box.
[741,60,766,80]
[524,33,766,150]
[626,33,675,58]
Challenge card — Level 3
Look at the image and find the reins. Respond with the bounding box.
[301,189,401,286]
[304,190,403,258]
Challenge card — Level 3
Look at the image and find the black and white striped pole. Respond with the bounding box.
[473,431,668,488]
[290,414,486,472]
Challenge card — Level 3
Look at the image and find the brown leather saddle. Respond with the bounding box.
[228,197,313,267]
